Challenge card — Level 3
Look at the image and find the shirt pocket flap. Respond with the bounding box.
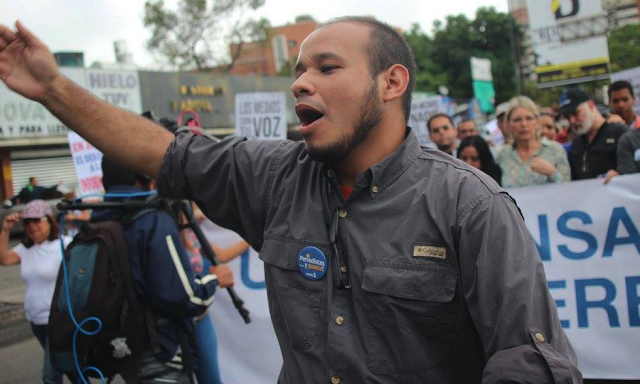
[259,237,331,271]
[362,260,457,302]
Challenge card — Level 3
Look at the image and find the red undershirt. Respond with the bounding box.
[339,185,353,200]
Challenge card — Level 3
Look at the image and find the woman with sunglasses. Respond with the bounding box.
[457,135,503,186]
[496,96,570,188]
[0,199,77,384]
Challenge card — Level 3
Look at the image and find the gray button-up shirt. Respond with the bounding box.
[157,128,581,383]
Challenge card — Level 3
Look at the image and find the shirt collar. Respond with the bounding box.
[322,127,421,199]
[368,127,421,194]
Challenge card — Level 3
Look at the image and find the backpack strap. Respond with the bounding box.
[121,208,157,226]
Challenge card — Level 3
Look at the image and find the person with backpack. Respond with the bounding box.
[0,200,79,384]
[62,157,233,383]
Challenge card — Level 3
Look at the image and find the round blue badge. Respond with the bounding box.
[298,246,328,281]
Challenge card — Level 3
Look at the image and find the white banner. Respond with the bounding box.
[0,68,85,139]
[611,66,640,116]
[67,131,104,196]
[201,221,282,384]
[235,92,287,140]
[85,69,143,113]
[471,57,493,82]
[0,68,143,140]
[408,95,445,147]
[509,175,640,379]
[526,0,609,66]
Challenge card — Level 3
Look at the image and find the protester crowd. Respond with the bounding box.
[1,80,637,384]
[428,80,639,188]
[2,16,639,383]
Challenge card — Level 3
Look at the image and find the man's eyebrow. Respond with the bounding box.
[294,52,346,74]
[312,52,345,63]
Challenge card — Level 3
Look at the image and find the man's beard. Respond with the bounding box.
[306,81,384,164]
[574,108,595,135]
[436,141,454,153]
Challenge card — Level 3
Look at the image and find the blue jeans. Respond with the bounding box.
[30,323,79,384]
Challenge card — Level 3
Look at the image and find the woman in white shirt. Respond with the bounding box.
[0,199,76,384]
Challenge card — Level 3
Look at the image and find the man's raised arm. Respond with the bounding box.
[0,21,173,178]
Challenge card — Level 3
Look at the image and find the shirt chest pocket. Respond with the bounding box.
[361,260,458,375]
[259,238,328,351]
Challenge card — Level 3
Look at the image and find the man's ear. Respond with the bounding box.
[380,64,409,104]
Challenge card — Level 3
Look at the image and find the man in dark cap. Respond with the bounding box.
[560,89,628,181]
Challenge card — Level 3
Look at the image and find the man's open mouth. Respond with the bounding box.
[295,104,325,127]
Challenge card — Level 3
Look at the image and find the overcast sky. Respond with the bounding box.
[1,0,508,69]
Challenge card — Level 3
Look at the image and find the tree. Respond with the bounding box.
[403,24,447,93]
[143,0,269,71]
[404,7,519,103]
[608,24,640,73]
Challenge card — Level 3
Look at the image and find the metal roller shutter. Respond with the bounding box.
[11,148,78,194]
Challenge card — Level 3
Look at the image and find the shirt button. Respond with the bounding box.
[335,316,345,325]
[340,266,347,273]
[327,170,334,178]
[331,376,341,384]
[371,185,380,193]
[338,209,347,218]
[535,333,545,343]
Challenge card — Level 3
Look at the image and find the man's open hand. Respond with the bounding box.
[0,21,60,102]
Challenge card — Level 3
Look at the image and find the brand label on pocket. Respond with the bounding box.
[413,246,446,259]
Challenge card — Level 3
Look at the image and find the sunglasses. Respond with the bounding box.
[23,217,47,225]
[329,208,351,290]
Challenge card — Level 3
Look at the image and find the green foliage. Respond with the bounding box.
[404,24,448,94]
[404,7,519,104]
[608,24,640,73]
[143,0,268,71]
[522,81,563,107]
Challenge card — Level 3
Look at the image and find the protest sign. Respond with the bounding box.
[235,92,287,140]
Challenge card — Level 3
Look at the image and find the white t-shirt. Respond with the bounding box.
[13,237,72,325]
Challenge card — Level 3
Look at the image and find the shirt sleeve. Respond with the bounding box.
[550,144,571,183]
[136,212,219,318]
[457,193,582,383]
[156,132,286,249]
[616,133,635,175]
[11,243,26,259]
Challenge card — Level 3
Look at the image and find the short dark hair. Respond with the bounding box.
[457,135,502,186]
[21,215,59,248]
[101,157,151,191]
[458,118,477,127]
[320,16,416,121]
[426,113,454,133]
[608,80,635,99]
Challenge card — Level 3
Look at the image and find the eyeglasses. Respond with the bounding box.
[23,217,47,225]
[329,208,351,290]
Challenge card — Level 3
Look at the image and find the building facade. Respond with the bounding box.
[228,19,318,76]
